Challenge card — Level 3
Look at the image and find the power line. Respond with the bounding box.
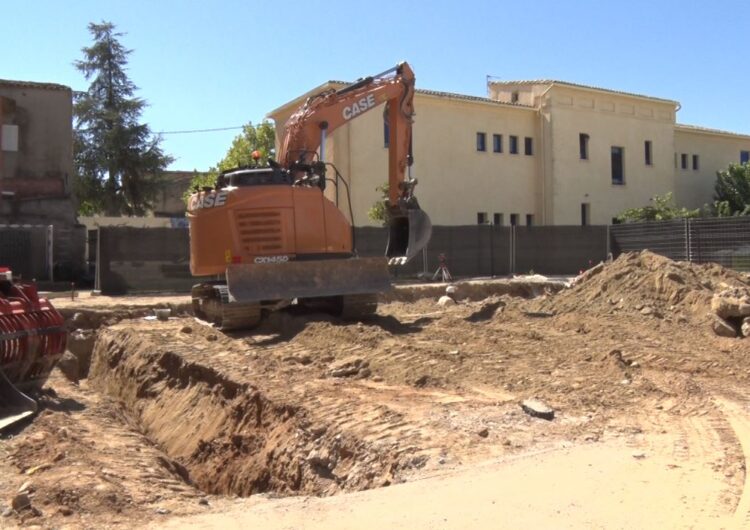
[156,125,245,135]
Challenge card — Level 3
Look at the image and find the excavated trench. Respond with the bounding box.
[56,278,568,499]
[85,324,402,497]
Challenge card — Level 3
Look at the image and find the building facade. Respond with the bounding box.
[0,79,83,278]
[268,78,750,227]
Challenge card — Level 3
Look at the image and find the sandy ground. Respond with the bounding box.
[4,253,750,528]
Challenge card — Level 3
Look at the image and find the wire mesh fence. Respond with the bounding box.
[611,217,750,271]
[0,225,52,280]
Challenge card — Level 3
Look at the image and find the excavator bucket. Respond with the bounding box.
[0,368,37,431]
[386,208,433,265]
[227,257,392,303]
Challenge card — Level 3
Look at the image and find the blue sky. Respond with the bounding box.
[3,0,748,170]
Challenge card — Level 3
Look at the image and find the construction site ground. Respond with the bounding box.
[4,252,750,528]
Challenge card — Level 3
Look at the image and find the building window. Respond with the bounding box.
[383,121,389,148]
[526,214,534,226]
[692,154,699,170]
[611,146,624,185]
[477,212,488,224]
[510,213,519,226]
[644,140,652,166]
[511,91,519,103]
[509,135,519,154]
[476,132,486,152]
[524,137,533,156]
[581,203,590,226]
[493,213,503,226]
[742,150,750,164]
[681,153,688,169]
[493,134,503,153]
[579,133,589,160]
[1,125,19,152]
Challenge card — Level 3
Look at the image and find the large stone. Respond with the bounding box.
[11,493,30,512]
[521,399,555,421]
[711,315,737,338]
[56,351,80,383]
[328,357,369,378]
[742,317,750,338]
[67,329,96,378]
[711,290,750,319]
[437,295,456,307]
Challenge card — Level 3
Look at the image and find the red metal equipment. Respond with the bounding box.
[0,267,67,430]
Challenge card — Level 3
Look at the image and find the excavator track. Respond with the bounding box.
[191,284,261,331]
[339,293,378,321]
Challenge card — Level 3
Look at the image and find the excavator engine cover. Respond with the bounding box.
[226,257,392,303]
[386,208,433,265]
[0,269,67,431]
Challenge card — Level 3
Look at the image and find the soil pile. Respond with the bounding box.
[539,250,749,318]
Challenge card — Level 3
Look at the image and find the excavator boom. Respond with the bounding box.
[187,62,431,329]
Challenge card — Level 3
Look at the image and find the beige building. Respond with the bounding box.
[268,78,750,227]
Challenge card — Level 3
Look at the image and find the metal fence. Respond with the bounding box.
[0,224,53,280]
[610,217,750,271]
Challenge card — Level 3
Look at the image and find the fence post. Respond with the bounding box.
[606,224,611,258]
[46,225,54,282]
[509,225,515,274]
[94,228,101,293]
[684,218,690,262]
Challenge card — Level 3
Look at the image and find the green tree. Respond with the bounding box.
[73,21,173,216]
[616,192,700,223]
[367,183,389,226]
[184,121,276,202]
[712,163,750,216]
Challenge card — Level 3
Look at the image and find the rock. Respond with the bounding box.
[742,317,750,338]
[206,334,218,342]
[180,326,193,334]
[445,285,457,296]
[307,449,331,468]
[712,290,750,319]
[437,295,456,306]
[17,481,33,493]
[328,357,369,378]
[198,498,209,506]
[155,508,171,515]
[711,315,737,338]
[67,329,96,378]
[632,452,646,459]
[372,375,384,382]
[521,399,555,421]
[56,351,80,383]
[2,507,12,517]
[11,493,30,512]
[477,427,489,438]
[71,312,91,328]
[284,354,312,365]
[640,306,654,316]
[59,506,73,516]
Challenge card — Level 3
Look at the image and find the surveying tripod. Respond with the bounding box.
[432,253,453,282]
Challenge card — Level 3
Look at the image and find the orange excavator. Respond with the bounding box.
[187,62,431,329]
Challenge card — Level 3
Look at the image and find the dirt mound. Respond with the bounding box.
[539,250,749,319]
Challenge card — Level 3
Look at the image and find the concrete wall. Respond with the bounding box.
[673,127,750,209]
[98,227,193,294]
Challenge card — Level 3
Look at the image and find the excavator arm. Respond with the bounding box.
[279,62,431,263]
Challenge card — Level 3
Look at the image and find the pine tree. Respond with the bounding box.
[73,21,173,215]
